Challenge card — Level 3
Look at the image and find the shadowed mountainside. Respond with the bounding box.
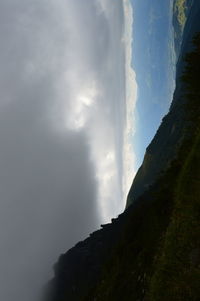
[45,2,200,300]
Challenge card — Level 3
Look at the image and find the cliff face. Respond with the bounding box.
[46,1,200,300]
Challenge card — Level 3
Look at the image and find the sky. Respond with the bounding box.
[0,1,137,301]
[130,0,175,168]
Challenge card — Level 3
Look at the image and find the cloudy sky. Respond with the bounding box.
[0,1,136,300]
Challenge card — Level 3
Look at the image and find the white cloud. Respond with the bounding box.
[122,0,138,202]
[0,0,138,300]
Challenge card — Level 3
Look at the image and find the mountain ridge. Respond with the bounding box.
[45,1,200,300]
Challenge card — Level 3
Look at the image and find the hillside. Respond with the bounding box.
[127,0,200,207]
[45,2,200,300]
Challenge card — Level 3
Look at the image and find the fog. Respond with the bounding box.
[0,1,136,300]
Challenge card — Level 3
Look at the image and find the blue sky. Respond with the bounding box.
[130,0,175,168]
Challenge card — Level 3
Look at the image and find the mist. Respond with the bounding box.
[0,1,136,300]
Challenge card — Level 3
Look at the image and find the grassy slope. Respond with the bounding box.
[149,33,200,301]
[84,34,200,301]
[149,130,200,300]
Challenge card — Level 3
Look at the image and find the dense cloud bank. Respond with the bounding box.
[0,1,135,301]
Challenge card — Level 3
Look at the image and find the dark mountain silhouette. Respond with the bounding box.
[45,1,200,300]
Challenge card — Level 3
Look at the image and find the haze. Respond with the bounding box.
[0,1,136,300]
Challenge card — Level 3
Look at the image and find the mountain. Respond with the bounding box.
[45,1,200,300]
[127,0,200,207]
[173,0,193,58]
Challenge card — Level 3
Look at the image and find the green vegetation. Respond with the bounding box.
[149,33,200,301]
[149,133,200,300]
[83,33,200,301]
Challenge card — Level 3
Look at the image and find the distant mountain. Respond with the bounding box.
[45,1,200,300]
[173,0,193,58]
[127,0,200,207]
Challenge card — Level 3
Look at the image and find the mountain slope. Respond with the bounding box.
[45,2,200,300]
[149,32,200,301]
[126,0,200,207]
